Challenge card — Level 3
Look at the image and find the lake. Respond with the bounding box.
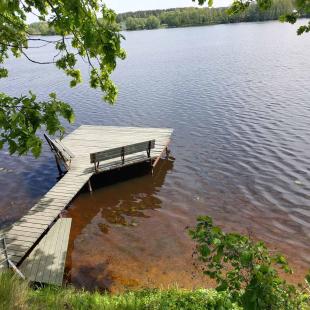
[0,20,310,291]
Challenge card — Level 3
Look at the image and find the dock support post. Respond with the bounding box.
[165,147,170,159]
[88,180,93,192]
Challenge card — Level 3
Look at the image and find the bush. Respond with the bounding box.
[189,216,310,309]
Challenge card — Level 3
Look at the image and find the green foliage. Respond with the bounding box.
[189,216,310,309]
[145,16,161,30]
[28,22,56,35]
[120,0,303,31]
[0,0,125,156]
[31,286,242,310]
[0,92,74,157]
[0,271,242,309]
[126,17,147,30]
[126,15,161,31]
[194,0,310,35]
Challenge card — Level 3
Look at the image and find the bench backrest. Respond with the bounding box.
[90,140,155,164]
[44,134,75,163]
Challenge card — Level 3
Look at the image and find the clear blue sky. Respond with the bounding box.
[26,0,232,23]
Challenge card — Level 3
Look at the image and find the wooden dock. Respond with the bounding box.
[20,218,72,286]
[3,125,173,284]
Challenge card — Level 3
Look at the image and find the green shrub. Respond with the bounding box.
[189,216,310,309]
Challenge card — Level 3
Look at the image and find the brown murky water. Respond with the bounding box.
[63,158,309,291]
[1,21,310,291]
[64,162,211,292]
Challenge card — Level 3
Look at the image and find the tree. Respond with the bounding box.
[145,16,160,29]
[126,17,139,30]
[119,1,305,31]
[0,0,125,157]
[28,22,56,35]
[193,0,310,35]
[126,16,146,30]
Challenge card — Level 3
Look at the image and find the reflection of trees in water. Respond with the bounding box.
[110,159,172,224]
[96,176,164,229]
[69,158,174,234]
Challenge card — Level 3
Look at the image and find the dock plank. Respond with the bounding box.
[20,218,72,286]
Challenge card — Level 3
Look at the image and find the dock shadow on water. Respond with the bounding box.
[64,158,208,292]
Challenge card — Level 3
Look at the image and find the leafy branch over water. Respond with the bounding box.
[189,216,310,309]
[0,92,74,157]
[0,0,125,157]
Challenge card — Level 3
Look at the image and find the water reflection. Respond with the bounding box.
[68,158,173,229]
[65,158,183,291]
[0,144,59,228]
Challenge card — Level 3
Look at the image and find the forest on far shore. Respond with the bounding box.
[28,0,309,34]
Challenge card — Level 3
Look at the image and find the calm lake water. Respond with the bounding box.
[1,20,310,291]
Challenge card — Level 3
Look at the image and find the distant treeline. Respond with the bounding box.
[28,22,56,35]
[28,0,309,34]
[118,0,298,30]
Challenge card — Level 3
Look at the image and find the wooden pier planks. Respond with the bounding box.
[62,125,172,158]
[5,170,92,264]
[62,125,173,173]
[4,125,173,279]
[20,218,72,286]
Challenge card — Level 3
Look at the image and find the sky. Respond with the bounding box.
[103,0,232,13]
[26,0,232,23]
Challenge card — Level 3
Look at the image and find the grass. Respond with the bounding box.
[0,271,242,310]
[3,271,309,309]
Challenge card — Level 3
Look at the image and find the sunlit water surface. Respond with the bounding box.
[0,20,310,291]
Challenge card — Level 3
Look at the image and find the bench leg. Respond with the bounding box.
[165,147,170,159]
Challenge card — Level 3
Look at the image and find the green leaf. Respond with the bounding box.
[306,270,310,284]
[199,245,211,257]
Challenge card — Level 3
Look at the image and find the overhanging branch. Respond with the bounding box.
[21,51,55,64]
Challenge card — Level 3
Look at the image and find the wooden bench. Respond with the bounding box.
[0,233,25,279]
[90,140,155,173]
[44,134,75,172]
[19,218,72,286]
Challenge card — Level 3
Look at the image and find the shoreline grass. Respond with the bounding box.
[2,269,310,309]
[0,271,241,310]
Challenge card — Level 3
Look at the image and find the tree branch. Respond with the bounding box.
[1,42,50,49]
[27,38,62,43]
[21,51,55,64]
